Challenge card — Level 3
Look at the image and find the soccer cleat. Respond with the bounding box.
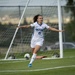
[28,64,32,67]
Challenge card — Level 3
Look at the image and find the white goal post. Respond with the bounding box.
[4,0,30,60]
[57,0,63,58]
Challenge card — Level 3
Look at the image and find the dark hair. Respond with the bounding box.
[33,14,42,22]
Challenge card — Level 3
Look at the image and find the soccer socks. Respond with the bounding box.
[29,53,36,65]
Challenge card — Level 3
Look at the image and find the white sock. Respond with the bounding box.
[29,53,36,64]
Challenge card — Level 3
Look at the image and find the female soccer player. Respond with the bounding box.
[18,14,64,67]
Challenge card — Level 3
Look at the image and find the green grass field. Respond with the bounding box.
[0,49,75,75]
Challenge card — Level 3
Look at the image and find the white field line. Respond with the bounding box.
[0,59,30,64]
[0,58,61,64]
[0,58,57,64]
[0,55,75,61]
[0,58,26,61]
[0,56,75,64]
[0,65,75,73]
[0,60,27,64]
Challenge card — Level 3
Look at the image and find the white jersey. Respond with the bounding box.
[30,22,50,40]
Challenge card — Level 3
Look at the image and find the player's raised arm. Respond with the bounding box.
[48,27,64,32]
[18,25,31,28]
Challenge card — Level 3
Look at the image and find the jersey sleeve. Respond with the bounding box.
[30,23,35,27]
[45,24,50,29]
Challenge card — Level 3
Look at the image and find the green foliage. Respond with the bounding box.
[65,20,75,41]
[66,0,75,20]
[45,30,59,43]
[44,23,59,43]
[0,24,16,47]
[0,18,29,47]
[23,18,28,25]
[0,38,12,47]
[65,0,75,41]
[0,23,8,31]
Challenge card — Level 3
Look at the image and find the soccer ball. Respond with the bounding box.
[24,53,30,60]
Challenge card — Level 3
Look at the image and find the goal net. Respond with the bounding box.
[0,0,64,60]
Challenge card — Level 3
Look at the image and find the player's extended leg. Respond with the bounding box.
[31,48,47,59]
[28,45,40,67]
